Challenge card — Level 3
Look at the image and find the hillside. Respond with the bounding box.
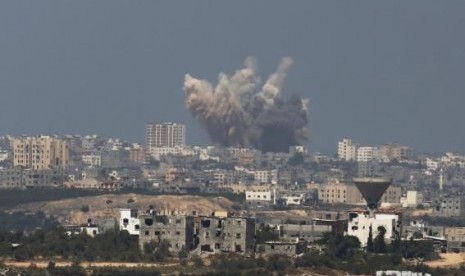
[6,193,234,225]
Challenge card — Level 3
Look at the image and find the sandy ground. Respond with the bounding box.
[6,194,234,225]
[3,260,178,268]
[425,253,465,268]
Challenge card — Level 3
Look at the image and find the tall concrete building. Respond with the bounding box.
[13,136,69,170]
[145,123,186,149]
[337,139,357,161]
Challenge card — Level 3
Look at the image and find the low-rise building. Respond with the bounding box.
[252,170,277,185]
[433,195,465,217]
[278,223,331,241]
[445,227,465,252]
[0,167,66,188]
[346,209,401,247]
[245,189,275,207]
[197,216,255,254]
[82,154,102,167]
[261,240,307,257]
[318,182,362,204]
[401,191,424,208]
[119,209,140,235]
[139,212,195,254]
[282,193,306,206]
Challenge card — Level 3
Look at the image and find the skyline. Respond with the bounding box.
[1,1,465,153]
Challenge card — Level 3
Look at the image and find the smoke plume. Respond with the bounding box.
[183,57,309,152]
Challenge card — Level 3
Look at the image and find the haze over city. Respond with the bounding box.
[1,1,465,153]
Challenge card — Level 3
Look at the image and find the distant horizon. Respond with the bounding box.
[1,129,460,157]
[1,1,464,154]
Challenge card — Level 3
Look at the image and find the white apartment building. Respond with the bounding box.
[356,147,379,162]
[401,191,423,208]
[347,210,401,247]
[253,170,278,184]
[82,154,102,167]
[426,158,439,171]
[245,190,275,206]
[145,123,186,149]
[148,146,195,160]
[282,193,306,206]
[337,139,357,161]
[119,209,140,236]
[0,150,8,162]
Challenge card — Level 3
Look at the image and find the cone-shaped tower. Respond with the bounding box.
[353,177,392,212]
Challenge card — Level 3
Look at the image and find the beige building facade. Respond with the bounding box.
[318,182,362,204]
[13,136,69,170]
[318,182,401,205]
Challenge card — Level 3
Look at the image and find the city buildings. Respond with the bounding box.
[356,147,379,162]
[145,123,186,149]
[13,136,69,170]
[0,167,66,188]
[337,139,357,161]
[444,227,465,252]
[245,187,276,207]
[433,195,465,217]
[318,181,362,204]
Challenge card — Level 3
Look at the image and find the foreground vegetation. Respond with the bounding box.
[1,227,465,276]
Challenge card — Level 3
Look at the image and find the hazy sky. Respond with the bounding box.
[1,1,464,154]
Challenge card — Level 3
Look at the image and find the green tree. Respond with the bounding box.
[193,255,204,268]
[367,224,374,253]
[266,254,292,271]
[374,226,387,253]
[80,205,90,213]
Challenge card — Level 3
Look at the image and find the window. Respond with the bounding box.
[236,233,241,239]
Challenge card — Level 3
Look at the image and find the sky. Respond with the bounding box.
[0,1,464,154]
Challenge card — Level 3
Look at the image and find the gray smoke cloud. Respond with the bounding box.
[183,57,309,152]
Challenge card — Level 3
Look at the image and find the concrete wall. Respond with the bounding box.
[139,214,194,254]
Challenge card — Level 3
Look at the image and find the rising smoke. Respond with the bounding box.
[183,57,309,152]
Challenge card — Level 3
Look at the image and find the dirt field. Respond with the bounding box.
[6,193,234,225]
[425,253,465,267]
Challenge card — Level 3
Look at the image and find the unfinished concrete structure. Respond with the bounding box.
[278,223,332,242]
[139,211,195,254]
[197,216,255,254]
[261,240,307,257]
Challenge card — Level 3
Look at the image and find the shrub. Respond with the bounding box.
[80,205,90,213]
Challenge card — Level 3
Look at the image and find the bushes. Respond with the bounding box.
[0,229,142,262]
[265,254,292,271]
[80,205,90,213]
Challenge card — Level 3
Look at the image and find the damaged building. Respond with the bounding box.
[197,216,255,254]
[139,212,195,254]
[260,240,308,257]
